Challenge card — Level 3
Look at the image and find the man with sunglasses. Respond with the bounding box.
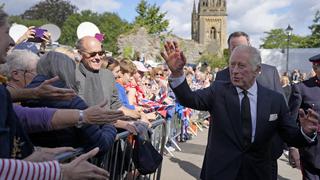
[76,36,141,119]
[289,54,320,179]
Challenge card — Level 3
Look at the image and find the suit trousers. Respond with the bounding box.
[271,160,278,180]
[301,161,320,180]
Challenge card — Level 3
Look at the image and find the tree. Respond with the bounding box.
[99,12,132,54]
[260,29,305,49]
[60,10,131,55]
[22,0,78,27]
[261,10,320,49]
[198,53,228,69]
[9,16,49,27]
[305,10,320,48]
[134,0,169,34]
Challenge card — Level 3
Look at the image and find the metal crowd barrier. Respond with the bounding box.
[54,117,166,180]
[100,117,166,180]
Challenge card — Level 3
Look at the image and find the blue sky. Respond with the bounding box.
[1,0,320,47]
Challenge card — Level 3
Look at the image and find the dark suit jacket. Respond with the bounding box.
[289,77,320,169]
[215,64,285,160]
[173,80,309,180]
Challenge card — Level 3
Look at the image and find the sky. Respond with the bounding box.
[1,0,320,47]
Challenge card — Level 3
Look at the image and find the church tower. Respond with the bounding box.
[191,0,227,52]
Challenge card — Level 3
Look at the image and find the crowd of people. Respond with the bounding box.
[1,6,320,180]
[0,8,215,179]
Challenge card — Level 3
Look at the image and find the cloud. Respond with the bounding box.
[1,0,39,15]
[161,0,319,47]
[1,0,122,15]
[161,0,194,39]
[69,0,122,13]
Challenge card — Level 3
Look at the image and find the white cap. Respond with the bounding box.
[133,61,149,72]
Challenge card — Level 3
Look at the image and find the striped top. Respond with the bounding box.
[0,159,61,180]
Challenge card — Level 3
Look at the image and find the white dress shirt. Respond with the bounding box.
[236,82,257,142]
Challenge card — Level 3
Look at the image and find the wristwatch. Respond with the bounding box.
[76,110,84,128]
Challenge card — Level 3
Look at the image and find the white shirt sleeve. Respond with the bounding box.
[168,74,186,88]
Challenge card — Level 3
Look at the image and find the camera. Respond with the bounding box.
[27,28,47,43]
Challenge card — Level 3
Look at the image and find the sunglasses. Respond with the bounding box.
[156,73,163,76]
[81,50,105,58]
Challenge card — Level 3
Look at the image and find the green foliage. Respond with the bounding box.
[305,10,320,48]
[22,0,77,27]
[261,10,320,48]
[260,29,305,49]
[198,53,228,69]
[99,12,132,54]
[9,15,49,27]
[123,46,134,59]
[60,10,131,55]
[134,0,169,34]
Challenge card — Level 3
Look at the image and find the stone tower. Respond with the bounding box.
[192,0,227,53]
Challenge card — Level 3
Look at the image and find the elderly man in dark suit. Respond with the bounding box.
[215,31,285,180]
[289,53,320,179]
[161,42,319,180]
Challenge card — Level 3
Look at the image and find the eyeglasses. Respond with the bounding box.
[156,73,163,76]
[81,50,105,58]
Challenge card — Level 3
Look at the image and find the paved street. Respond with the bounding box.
[161,128,302,180]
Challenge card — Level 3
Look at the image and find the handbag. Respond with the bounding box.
[132,134,163,175]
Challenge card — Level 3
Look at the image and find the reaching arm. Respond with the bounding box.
[0,159,61,180]
[0,148,109,180]
[9,76,76,102]
[15,100,125,133]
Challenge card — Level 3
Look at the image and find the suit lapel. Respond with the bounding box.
[255,84,271,143]
[225,84,243,148]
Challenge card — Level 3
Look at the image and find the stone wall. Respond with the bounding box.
[117,27,207,64]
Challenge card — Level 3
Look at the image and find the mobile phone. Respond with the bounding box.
[27,28,47,43]
[95,33,104,42]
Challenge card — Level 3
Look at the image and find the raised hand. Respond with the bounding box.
[16,26,36,44]
[299,108,319,136]
[160,41,186,77]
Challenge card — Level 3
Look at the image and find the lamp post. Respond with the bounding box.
[285,24,293,73]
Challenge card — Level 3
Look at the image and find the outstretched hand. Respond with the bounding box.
[84,99,125,124]
[35,76,76,100]
[299,108,319,136]
[160,41,186,77]
[61,148,109,180]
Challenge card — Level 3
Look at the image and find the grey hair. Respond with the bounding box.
[0,9,8,27]
[5,50,39,80]
[75,38,85,51]
[231,45,261,70]
[37,51,79,92]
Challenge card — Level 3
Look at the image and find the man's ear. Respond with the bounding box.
[254,65,261,76]
[10,70,20,81]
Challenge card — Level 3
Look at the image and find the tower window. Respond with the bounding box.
[210,27,216,39]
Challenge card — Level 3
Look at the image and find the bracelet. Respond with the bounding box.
[76,110,84,128]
